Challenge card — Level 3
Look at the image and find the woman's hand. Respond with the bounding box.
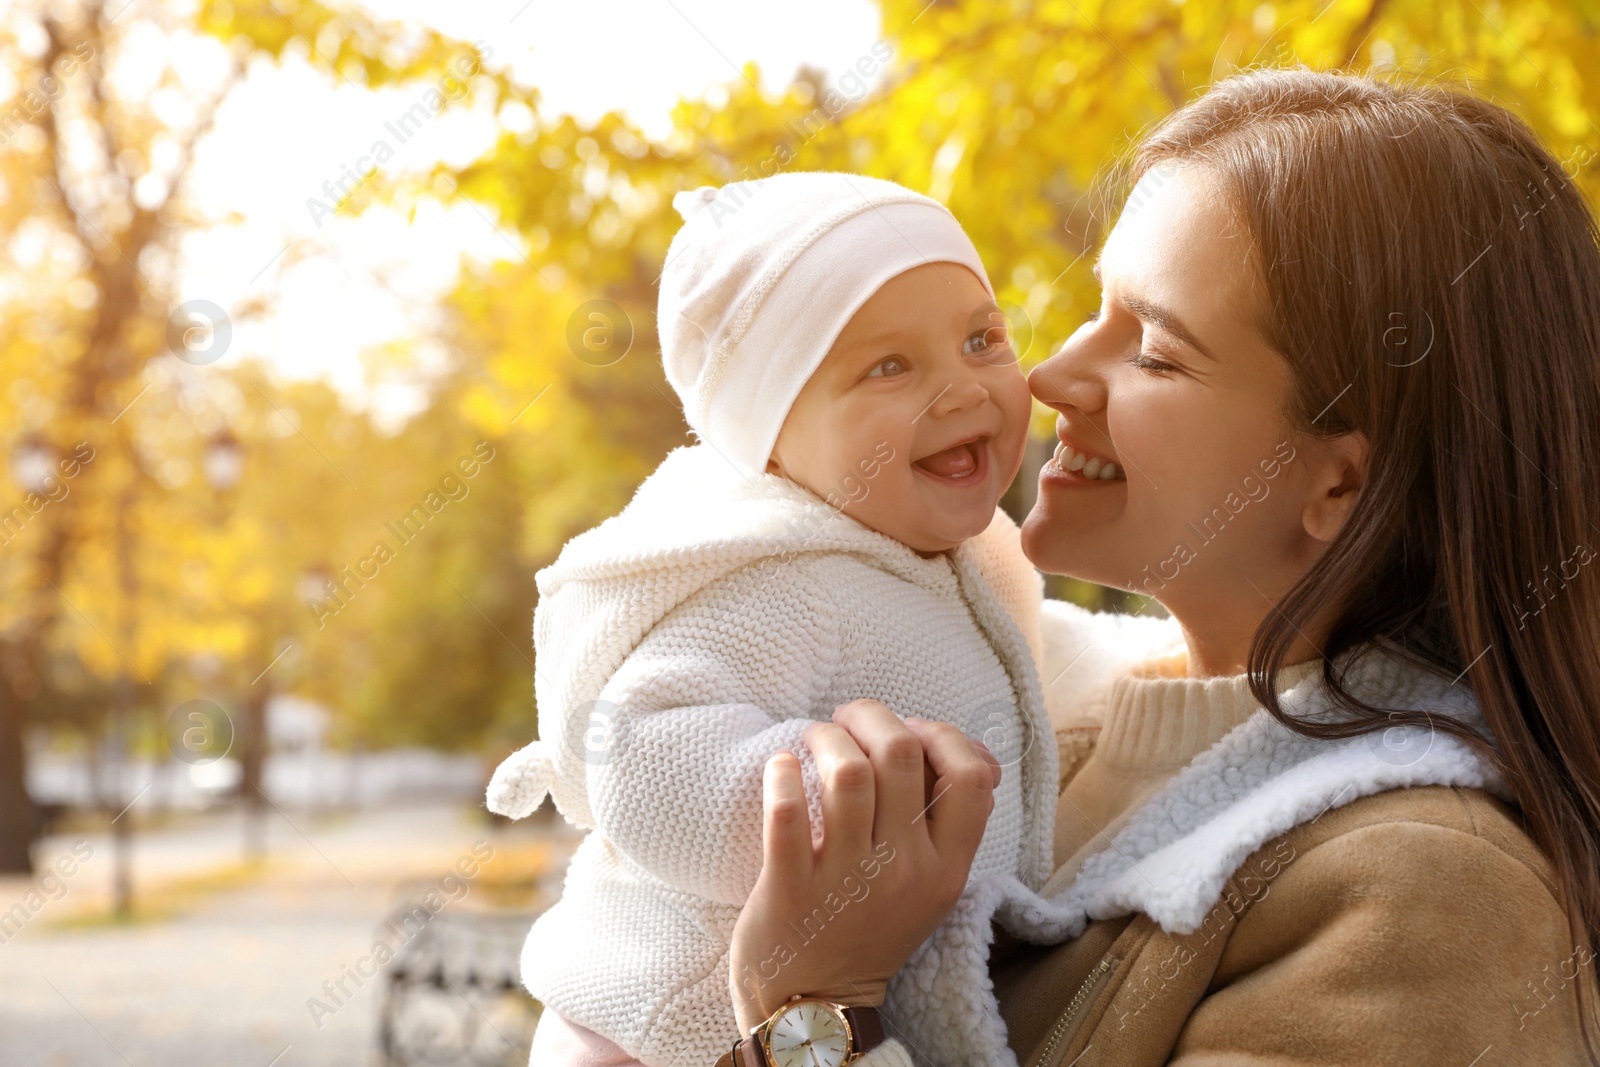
[728,699,1002,1033]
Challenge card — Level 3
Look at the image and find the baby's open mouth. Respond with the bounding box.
[912,435,989,484]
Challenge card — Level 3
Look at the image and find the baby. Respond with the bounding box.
[487,172,1059,1067]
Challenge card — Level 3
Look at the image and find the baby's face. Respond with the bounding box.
[766,262,1032,556]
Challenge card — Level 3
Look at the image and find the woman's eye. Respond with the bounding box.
[866,356,909,378]
[1085,310,1101,323]
[1126,351,1178,375]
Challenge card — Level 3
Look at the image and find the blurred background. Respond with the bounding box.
[0,0,1596,1063]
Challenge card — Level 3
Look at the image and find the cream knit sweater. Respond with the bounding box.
[484,443,1179,1067]
[1048,652,1323,891]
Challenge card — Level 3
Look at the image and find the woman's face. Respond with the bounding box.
[1023,164,1358,664]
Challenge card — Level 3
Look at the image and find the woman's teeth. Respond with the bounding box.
[1052,440,1124,481]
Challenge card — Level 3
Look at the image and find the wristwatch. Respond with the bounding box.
[715,995,885,1067]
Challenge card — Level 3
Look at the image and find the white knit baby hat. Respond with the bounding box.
[659,171,994,475]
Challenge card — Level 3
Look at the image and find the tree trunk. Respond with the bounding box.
[0,679,33,873]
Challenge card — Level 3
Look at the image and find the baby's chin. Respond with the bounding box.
[867,503,999,555]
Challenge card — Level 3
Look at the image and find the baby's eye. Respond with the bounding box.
[964,325,1011,358]
[866,355,909,378]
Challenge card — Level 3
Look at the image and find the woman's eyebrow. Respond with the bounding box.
[1121,294,1219,361]
[1091,256,1218,362]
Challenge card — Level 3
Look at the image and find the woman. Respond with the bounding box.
[721,68,1600,1066]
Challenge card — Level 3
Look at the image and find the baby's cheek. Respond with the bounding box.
[996,382,1035,463]
[846,469,921,544]
[995,367,1034,422]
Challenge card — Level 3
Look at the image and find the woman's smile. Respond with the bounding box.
[1043,433,1126,484]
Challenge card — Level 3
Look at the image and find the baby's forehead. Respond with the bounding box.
[842,276,999,334]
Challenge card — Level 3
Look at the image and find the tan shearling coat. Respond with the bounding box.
[849,642,1597,1067]
[989,782,1595,1066]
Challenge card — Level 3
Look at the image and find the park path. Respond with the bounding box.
[0,800,577,1066]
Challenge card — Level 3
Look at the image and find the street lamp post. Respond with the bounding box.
[111,484,137,918]
[201,429,262,861]
[296,567,333,816]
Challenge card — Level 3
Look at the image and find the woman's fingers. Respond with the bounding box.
[730,707,1000,1027]
[970,736,1003,788]
[802,719,875,864]
[830,699,930,844]
[760,750,814,889]
[903,718,997,871]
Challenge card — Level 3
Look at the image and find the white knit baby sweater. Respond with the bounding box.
[485,443,1177,1067]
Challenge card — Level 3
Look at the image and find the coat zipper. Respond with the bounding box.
[1028,956,1118,1067]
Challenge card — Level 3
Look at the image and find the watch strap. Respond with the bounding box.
[842,1005,885,1054]
[736,1031,766,1067]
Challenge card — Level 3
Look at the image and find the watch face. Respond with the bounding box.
[766,1000,851,1067]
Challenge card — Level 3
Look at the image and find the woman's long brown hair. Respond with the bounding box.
[1130,68,1600,1055]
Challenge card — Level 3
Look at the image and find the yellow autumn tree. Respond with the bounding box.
[5,0,1599,880]
[429,0,1600,594]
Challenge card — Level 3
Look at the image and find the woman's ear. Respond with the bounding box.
[1300,430,1370,543]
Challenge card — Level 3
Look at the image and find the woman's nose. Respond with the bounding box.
[1028,334,1107,414]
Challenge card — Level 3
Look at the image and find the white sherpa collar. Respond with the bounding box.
[995,642,1511,940]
